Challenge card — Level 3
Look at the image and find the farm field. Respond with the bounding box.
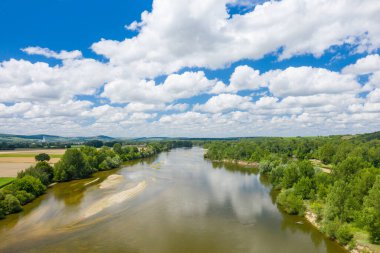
[0,149,65,177]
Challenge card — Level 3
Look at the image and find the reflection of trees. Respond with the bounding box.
[279,210,324,249]
[0,192,47,231]
[121,154,158,167]
[52,181,85,206]
[210,161,259,175]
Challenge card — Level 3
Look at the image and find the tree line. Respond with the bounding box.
[204,136,380,248]
[0,141,192,219]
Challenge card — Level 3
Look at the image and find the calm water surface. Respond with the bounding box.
[0,147,347,253]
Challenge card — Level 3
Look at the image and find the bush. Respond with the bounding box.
[99,156,122,171]
[12,176,46,197]
[15,190,35,205]
[18,161,54,186]
[369,220,380,244]
[321,218,340,239]
[2,194,22,214]
[336,224,354,245]
[259,160,273,175]
[277,189,305,215]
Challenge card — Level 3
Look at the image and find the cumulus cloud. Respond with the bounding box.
[93,0,380,79]
[1,0,380,137]
[101,71,218,104]
[194,94,253,113]
[22,47,82,60]
[342,54,380,75]
[0,58,111,102]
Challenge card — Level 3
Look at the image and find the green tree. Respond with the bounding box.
[54,149,93,181]
[35,153,51,162]
[2,194,22,214]
[364,176,380,244]
[294,177,315,199]
[277,189,305,215]
[282,163,300,189]
[12,176,46,197]
[324,180,351,222]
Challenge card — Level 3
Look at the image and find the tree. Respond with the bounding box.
[294,177,315,199]
[277,189,305,215]
[35,153,50,162]
[323,180,351,222]
[364,176,380,244]
[12,176,46,197]
[2,194,22,214]
[113,143,123,155]
[282,163,300,189]
[18,161,54,186]
[54,149,93,181]
[84,140,103,148]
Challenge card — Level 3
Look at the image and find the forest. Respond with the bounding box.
[204,134,380,248]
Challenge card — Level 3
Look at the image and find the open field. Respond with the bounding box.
[0,177,15,188]
[0,149,65,177]
[0,149,66,155]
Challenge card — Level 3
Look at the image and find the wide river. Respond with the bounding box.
[0,147,347,253]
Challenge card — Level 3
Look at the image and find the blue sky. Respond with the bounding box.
[1,0,380,137]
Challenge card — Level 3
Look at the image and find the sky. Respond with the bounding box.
[1,0,380,137]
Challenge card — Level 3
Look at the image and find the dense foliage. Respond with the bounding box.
[0,141,192,219]
[35,153,50,162]
[205,136,380,246]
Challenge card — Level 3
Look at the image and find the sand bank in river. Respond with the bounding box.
[99,174,124,189]
[83,180,147,219]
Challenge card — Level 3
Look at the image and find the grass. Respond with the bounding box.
[354,230,380,253]
[0,153,63,158]
[0,177,15,188]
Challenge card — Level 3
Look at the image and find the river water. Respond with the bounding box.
[0,147,347,253]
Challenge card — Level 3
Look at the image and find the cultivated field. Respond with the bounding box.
[0,149,65,177]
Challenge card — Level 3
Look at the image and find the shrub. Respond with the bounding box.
[12,176,46,197]
[259,160,273,175]
[336,224,354,245]
[369,220,380,244]
[0,206,4,219]
[18,161,54,186]
[15,190,35,205]
[321,218,340,239]
[3,194,22,214]
[277,189,305,215]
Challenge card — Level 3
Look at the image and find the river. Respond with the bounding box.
[0,147,347,253]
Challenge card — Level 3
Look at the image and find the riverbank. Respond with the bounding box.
[216,158,378,253]
[304,209,378,253]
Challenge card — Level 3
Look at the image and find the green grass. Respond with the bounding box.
[0,177,15,188]
[354,230,380,253]
[0,153,63,158]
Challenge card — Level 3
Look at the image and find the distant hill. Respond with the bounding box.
[0,133,115,143]
[351,131,380,141]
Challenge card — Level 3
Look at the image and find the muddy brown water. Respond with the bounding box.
[0,147,347,253]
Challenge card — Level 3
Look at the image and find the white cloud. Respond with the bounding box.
[194,94,253,113]
[342,54,380,75]
[92,0,380,79]
[266,66,360,97]
[0,58,111,102]
[101,71,217,104]
[22,47,82,60]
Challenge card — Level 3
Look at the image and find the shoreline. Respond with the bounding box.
[217,158,376,253]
